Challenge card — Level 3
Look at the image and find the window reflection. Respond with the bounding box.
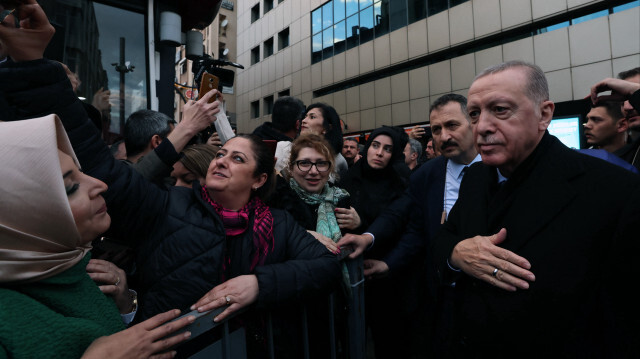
[335,0,346,22]
[571,10,608,25]
[346,0,359,17]
[323,27,334,58]
[312,8,322,34]
[312,33,323,63]
[389,0,407,32]
[428,0,449,16]
[408,0,426,23]
[334,20,347,54]
[346,14,360,50]
[40,0,147,138]
[359,0,373,10]
[323,2,333,29]
[360,5,374,43]
[374,1,389,38]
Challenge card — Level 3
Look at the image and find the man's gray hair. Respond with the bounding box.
[124,110,175,157]
[408,138,422,155]
[474,60,549,104]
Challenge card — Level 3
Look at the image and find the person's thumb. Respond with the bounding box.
[490,228,507,245]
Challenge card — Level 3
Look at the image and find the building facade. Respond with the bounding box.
[235,0,639,136]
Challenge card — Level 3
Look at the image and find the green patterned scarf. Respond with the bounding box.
[289,178,352,296]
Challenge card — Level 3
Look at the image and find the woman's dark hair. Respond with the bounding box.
[234,134,276,200]
[305,103,343,155]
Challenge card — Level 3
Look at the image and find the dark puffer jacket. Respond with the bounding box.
[1,59,342,321]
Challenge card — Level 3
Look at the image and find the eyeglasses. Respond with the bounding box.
[294,160,331,172]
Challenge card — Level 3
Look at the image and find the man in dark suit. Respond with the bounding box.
[435,61,640,357]
[338,93,480,357]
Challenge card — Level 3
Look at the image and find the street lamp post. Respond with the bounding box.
[112,37,135,134]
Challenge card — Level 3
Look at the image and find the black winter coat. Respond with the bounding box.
[0,59,342,321]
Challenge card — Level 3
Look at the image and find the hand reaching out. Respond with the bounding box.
[191,275,259,322]
[307,230,340,254]
[81,309,195,359]
[92,87,112,112]
[408,125,425,140]
[589,77,640,104]
[336,233,373,259]
[363,259,389,279]
[0,0,55,62]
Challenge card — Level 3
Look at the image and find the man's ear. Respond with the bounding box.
[150,134,163,149]
[295,120,300,131]
[617,118,629,133]
[538,100,555,131]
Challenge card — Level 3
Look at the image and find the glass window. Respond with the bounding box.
[374,1,389,38]
[278,28,290,50]
[323,27,334,59]
[251,100,260,118]
[251,4,260,23]
[571,10,608,25]
[539,21,569,33]
[360,0,373,10]
[40,1,148,135]
[450,0,468,7]
[613,1,639,12]
[347,0,359,16]
[312,8,323,34]
[428,0,448,16]
[360,5,374,43]
[408,0,426,24]
[264,38,274,58]
[346,13,360,50]
[251,46,260,65]
[335,0,346,22]
[389,0,406,32]
[334,20,347,54]
[279,89,290,97]
[323,2,333,29]
[264,0,274,14]
[264,95,274,115]
[312,33,323,63]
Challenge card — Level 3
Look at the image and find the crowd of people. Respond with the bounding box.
[1,1,640,358]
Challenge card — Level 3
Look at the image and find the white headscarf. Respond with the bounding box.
[0,115,90,283]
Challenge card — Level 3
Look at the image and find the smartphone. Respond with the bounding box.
[198,72,219,103]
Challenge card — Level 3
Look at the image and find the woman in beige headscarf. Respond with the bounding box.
[0,115,193,358]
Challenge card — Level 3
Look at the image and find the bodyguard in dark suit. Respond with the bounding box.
[435,61,640,358]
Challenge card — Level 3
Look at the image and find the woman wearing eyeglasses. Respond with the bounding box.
[270,133,361,254]
[268,132,359,358]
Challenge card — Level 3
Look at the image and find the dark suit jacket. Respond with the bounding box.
[382,155,447,274]
[434,133,640,358]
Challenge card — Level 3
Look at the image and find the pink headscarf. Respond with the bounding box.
[0,115,90,283]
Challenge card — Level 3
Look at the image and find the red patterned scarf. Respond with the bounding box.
[201,186,274,271]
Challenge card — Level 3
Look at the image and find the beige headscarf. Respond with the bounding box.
[0,115,90,283]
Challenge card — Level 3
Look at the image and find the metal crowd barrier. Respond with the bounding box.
[171,255,365,359]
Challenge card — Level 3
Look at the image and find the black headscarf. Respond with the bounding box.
[339,126,410,245]
[361,126,411,180]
